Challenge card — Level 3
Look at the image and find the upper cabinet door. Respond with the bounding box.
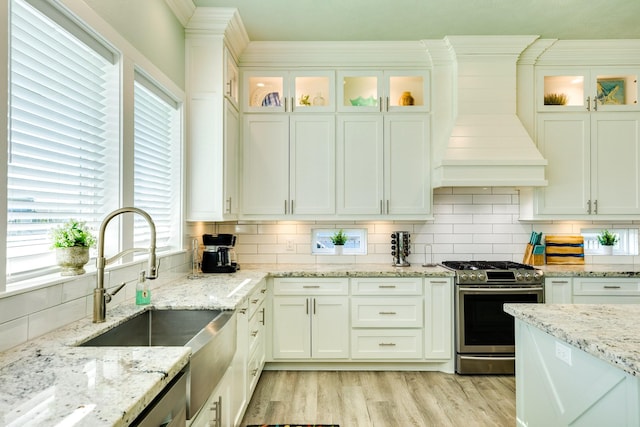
[337,70,384,112]
[242,70,335,113]
[243,71,287,113]
[290,71,335,113]
[224,47,239,109]
[537,67,639,112]
[337,70,430,113]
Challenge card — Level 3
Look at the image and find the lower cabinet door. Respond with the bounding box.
[272,296,310,359]
[351,329,423,359]
[312,296,349,359]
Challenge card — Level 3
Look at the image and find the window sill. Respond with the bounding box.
[2,249,186,299]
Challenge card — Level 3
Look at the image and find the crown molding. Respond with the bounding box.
[535,39,640,66]
[185,8,250,60]
[164,0,195,26]
[239,41,432,68]
[445,35,540,58]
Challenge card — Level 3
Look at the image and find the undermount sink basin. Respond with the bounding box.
[79,308,237,420]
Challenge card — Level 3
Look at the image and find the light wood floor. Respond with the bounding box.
[241,370,515,427]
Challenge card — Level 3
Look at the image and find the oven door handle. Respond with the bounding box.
[458,286,544,292]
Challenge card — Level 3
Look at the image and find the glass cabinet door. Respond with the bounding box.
[243,71,286,112]
[337,71,383,112]
[538,68,639,112]
[337,70,429,112]
[593,69,638,111]
[386,70,429,112]
[291,71,335,112]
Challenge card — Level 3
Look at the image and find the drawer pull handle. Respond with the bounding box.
[238,308,247,314]
[251,330,259,337]
[430,280,448,284]
[604,285,621,289]
[378,285,396,288]
[251,299,259,304]
[251,368,258,376]
[379,311,397,315]
[303,285,321,288]
[260,288,267,294]
[378,342,396,347]
[552,281,569,284]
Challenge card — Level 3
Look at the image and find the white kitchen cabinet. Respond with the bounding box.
[350,277,424,360]
[572,277,640,303]
[424,278,453,360]
[544,278,573,304]
[534,112,640,216]
[336,114,431,217]
[188,365,232,427]
[537,67,639,112]
[241,114,335,216]
[242,70,335,113]
[185,35,240,221]
[246,281,267,399]
[271,278,349,360]
[337,70,430,112]
[224,47,239,108]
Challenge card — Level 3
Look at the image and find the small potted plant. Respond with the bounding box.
[331,229,348,255]
[597,229,618,255]
[50,219,96,275]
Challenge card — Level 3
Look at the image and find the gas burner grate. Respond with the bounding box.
[442,260,535,271]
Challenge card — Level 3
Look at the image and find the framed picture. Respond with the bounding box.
[597,78,625,105]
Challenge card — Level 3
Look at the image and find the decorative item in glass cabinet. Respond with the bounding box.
[597,78,625,105]
[543,93,568,105]
[312,93,325,106]
[350,96,377,106]
[399,91,415,106]
[299,94,311,106]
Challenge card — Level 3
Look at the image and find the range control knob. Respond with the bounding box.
[515,273,524,281]
[524,273,532,281]
[469,273,477,282]
[460,273,468,282]
[477,273,486,282]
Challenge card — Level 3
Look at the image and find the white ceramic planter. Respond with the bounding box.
[55,246,90,275]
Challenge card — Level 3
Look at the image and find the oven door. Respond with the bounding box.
[456,285,543,354]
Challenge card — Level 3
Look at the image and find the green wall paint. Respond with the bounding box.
[84,0,185,89]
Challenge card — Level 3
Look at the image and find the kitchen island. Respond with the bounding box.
[505,303,640,427]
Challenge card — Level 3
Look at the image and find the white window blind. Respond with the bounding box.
[6,0,117,278]
[133,74,180,250]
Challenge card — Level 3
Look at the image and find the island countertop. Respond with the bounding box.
[504,303,640,377]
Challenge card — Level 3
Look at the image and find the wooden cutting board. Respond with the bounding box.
[545,235,585,264]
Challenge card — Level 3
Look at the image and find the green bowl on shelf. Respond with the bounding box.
[350,96,378,106]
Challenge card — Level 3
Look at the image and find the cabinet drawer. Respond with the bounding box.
[247,336,265,394]
[248,304,265,355]
[351,329,423,359]
[350,278,422,295]
[273,278,348,295]
[573,279,640,296]
[351,297,423,327]
[248,281,267,318]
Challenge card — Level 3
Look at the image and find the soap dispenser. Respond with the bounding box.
[135,271,151,305]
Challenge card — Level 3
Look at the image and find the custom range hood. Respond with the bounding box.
[432,36,548,187]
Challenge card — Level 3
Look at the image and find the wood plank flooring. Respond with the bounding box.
[241,370,515,427]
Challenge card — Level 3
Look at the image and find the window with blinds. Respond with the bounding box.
[133,75,181,251]
[6,0,118,278]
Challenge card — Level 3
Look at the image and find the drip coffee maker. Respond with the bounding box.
[202,234,239,273]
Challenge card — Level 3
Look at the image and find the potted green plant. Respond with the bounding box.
[597,229,618,255]
[50,219,96,275]
[331,229,348,255]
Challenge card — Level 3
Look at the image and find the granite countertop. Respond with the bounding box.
[0,269,268,426]
[505,303,640,377]
[539,264,640,277]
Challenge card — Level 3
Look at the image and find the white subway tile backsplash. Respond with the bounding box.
[28,298,87,340]
[0,318,28,352]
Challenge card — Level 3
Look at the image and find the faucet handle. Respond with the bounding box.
[104,281,126,304]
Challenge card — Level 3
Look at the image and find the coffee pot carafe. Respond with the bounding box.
[391,231,411,266]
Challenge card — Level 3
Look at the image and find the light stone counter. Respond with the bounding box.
[539,263,640,278]
[0,264,450,426]
[504,303,640,377]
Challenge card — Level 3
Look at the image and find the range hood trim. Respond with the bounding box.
[433,36,548,188]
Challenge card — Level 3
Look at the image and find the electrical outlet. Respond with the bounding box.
[286,239,295,251]
[555,341,572,366]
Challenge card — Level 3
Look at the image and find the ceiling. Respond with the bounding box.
[193,0,640,42]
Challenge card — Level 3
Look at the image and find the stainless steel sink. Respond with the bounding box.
[79,308,237,420]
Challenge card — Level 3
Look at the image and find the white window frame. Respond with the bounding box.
[1,0,185,293]
[311,228,368,255]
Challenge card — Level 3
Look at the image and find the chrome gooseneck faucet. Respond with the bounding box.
[93,207,158,323]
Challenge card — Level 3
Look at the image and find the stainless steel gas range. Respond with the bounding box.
[442,260,544,375]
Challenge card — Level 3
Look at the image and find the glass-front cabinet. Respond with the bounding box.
[242,70,335,113]
[337,70,429,112]
[538,67,639,112]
